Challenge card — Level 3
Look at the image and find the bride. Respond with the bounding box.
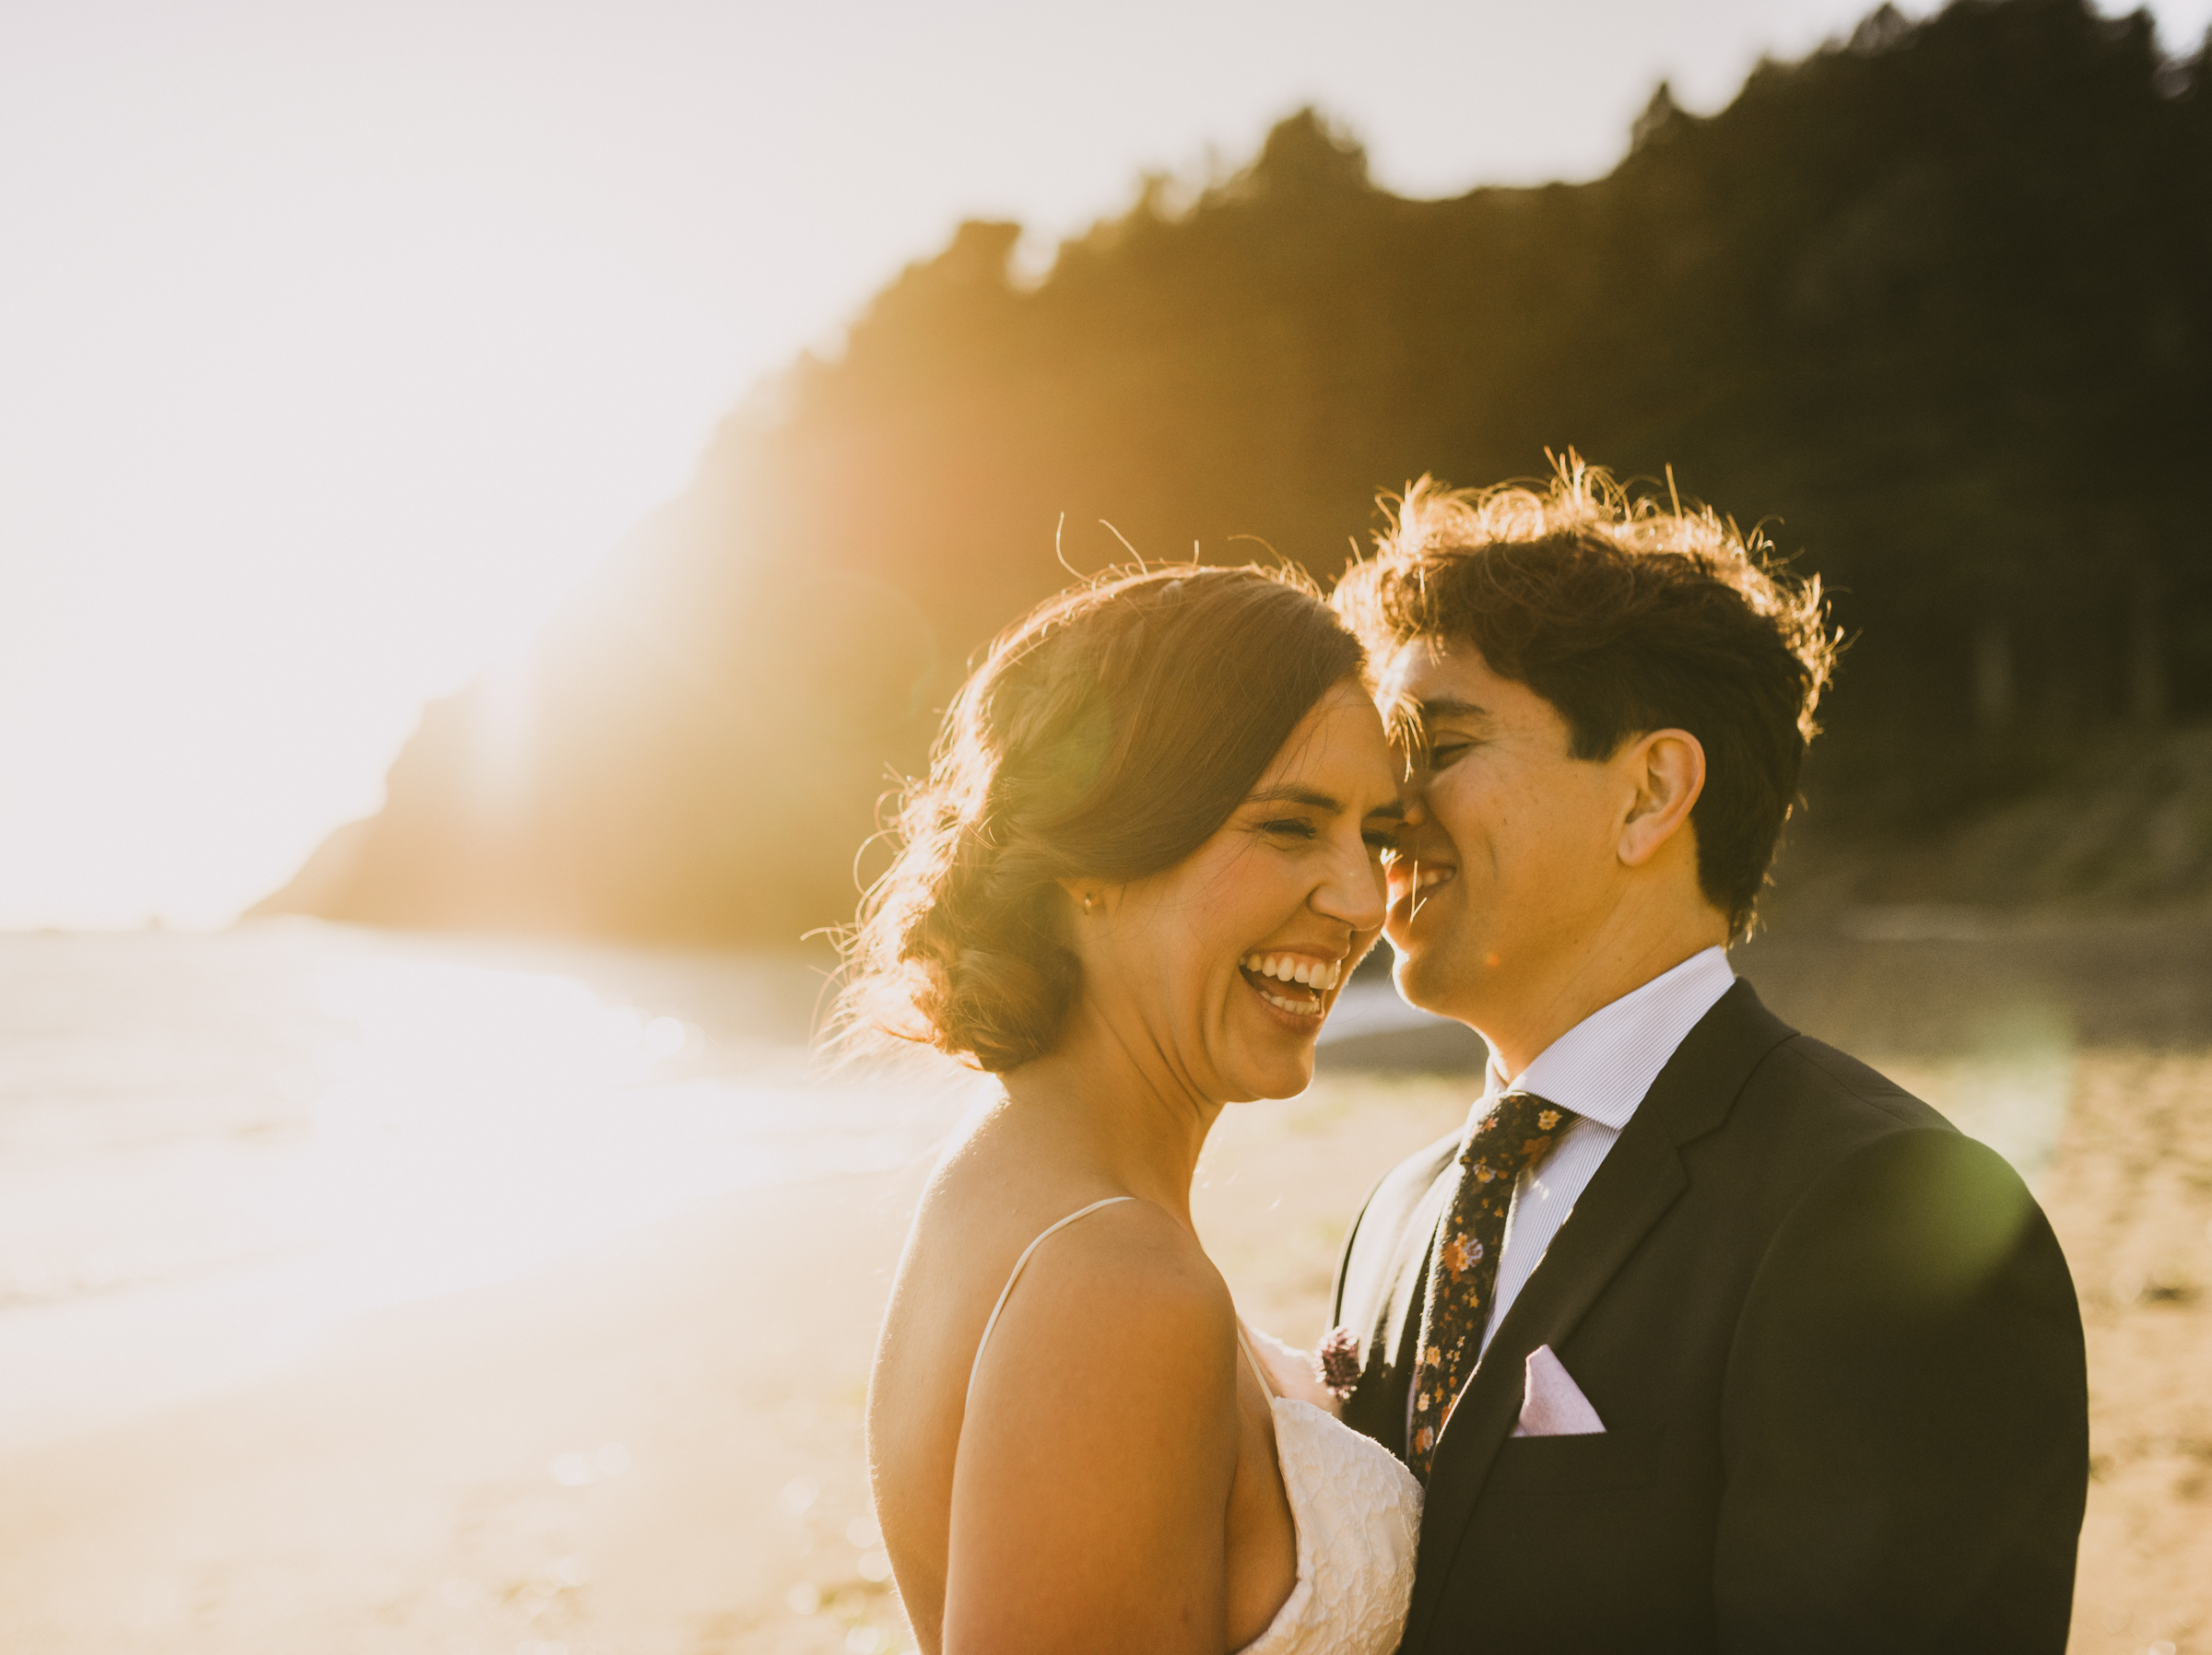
[852,566,1422,1654]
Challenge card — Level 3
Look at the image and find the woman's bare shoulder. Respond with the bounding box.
[963,1193,1238,1411]
[941,1195,1245,1654]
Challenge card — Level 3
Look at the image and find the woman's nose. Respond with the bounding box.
[1316,834,1388,933]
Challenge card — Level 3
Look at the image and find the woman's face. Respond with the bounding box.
[1076,678,1402,1104]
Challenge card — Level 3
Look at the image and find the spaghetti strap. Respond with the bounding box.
[1233,1322,1279,1400]
[965,1196,1136,1408]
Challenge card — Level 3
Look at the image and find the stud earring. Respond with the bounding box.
[1081,892,1097,914]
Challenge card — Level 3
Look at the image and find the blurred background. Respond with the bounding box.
[3,1,2208,1650]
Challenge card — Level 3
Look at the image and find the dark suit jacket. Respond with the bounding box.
[1331,980,2088,1654]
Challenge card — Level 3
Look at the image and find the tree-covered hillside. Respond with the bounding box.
[259,0,2212,942]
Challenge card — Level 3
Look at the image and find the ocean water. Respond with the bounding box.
[0,921,2078,1452]
[0,921,975,1449]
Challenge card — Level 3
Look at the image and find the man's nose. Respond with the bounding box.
[1395,769,1430,828]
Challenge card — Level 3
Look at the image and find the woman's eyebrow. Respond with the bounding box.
[1243,786,1406,820]
[1243,785,1343,811]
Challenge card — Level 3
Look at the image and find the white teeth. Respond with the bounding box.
[1258,988,1323,1016]
[1415,867,1453,891]
[1240,954,1345,997]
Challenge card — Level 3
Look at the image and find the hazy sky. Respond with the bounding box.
[5,0,2206,928]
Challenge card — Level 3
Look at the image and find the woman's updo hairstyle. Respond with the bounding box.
[844,565,1366,1073]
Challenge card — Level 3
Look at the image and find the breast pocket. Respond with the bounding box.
[1481,1428,1665,1494]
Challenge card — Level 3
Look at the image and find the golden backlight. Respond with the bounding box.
[0,925,967,1455]
[0,0,2050,930]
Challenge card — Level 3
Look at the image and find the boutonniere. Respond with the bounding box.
[1315,1324,1363,1400]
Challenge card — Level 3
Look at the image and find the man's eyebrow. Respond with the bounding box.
[1412,696,1493,724]
[1382,693,1490,754]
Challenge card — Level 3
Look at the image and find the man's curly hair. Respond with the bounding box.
[1332,459,1838,937]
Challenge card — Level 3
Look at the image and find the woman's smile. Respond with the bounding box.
[1237,950,1348,1021]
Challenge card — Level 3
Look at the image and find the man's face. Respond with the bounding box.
[1376,639,1630,1035]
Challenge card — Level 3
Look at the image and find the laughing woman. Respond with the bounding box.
[851,567,1422,1655]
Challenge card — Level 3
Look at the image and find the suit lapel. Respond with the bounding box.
[1381,1159,1458,1448]
[1344,1144,1458,1452]
[1400,980,1796,1651]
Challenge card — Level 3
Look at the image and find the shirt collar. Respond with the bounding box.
[1478,945,1735,1133]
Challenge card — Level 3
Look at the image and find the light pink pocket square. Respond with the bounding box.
[1512,1344,1606,1438]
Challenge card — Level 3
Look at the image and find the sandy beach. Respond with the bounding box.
[0,1073,1471,1655]
[1,1005,2206,1652]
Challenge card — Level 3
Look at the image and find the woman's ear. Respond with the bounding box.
[1617,729,1706,869]
[1054,878,1107,917]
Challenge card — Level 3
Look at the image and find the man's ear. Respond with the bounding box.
[1617,729,1706,868]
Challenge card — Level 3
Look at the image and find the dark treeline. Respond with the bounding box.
[260,0,2212,942]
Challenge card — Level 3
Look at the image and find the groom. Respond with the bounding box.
[1326,472,2088,1652]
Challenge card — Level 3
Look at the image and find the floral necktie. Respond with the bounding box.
[1406,1090,1578,1481]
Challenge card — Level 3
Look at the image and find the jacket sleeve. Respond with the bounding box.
[1712,1127,2088,1654]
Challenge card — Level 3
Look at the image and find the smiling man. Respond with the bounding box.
[1325,466,2088,1653]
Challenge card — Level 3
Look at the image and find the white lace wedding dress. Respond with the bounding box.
[966,1198,1422,1655]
